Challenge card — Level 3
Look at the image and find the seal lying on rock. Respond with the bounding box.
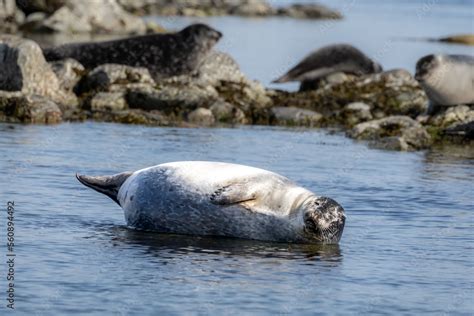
[272,43,383,90]
[77,161,346,244]
[415,54,474,107]
[43,23,222,80]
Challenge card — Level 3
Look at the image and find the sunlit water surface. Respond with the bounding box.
[0,122,472,315]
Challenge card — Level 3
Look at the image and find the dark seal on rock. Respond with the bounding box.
[42,23,222,80]
[272,43,382,91]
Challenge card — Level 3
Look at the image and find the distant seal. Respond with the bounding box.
[415,54,474,107]
[43,23,222,80]
[272,44,383,91]
[77,161,345,244]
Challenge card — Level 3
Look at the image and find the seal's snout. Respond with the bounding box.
[304,197,346,243]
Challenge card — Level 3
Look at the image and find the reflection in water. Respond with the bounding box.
[96,225,343,264]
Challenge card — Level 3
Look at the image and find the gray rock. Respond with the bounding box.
[278,4,342,19]
[90,92,127,112]
[0,91,62,123]
[49,58,85,92]
[0,0,25,33]
[0,35,75,106]
[26,0,147,34]
[75,64,155,95]
[430,105,474,128]
[271,106,322,126]
[342,102,373,126]
[187,107,215,126]
[348,115,432,151]
[209,100,246,124]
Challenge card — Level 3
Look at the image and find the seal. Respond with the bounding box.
[76,161,345,244]
[415,54,474,107]
[43,23,222,80]
[272,43,382,91]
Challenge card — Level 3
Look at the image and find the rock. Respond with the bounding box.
[271,106,322,126]
[342,102,373,126]
[25,0,148,34]
[91,108,169,126]
[229,1,275,16]
[197,51,246,86]
[15,0,65,14]
[75,64,155,95]
[209,100,246,124]
[278,4,342,19]
[126,84,218,114]
[430,105,474,128]
[300,72,350,92]
[89,92,127,112]
[49,58,85,92]
[270,68,428,120]
[437,34,474,46]
[444,120,474,139]
[1,0,25,33]
[0,35,75,106]
[0,91,62,123]
[348,115,432,151]
[187,107,215,126]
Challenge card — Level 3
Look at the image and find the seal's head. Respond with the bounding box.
[302,196,345,243]
[371,61,384,73]
[415,54,442,82]
[180,23,222,48]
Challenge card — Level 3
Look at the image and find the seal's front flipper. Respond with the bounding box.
[210,183,257,205]
[76,171,132,205]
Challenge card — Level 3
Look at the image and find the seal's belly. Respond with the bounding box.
[117,166,301,242]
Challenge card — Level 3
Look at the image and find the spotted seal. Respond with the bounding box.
[415,54,474,107]
[272,43,382,91]
[43,23,222,80]
[76,161,346,244]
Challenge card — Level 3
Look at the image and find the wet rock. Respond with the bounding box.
[209,100,246,124]
[49,58,85,92]
[429,105,474,128]
[444,120,474,139]
[271,106,322,126]
[348,115,432,151]
[187,107,215,126]
[75,64,155,95]
[278,4,342,19]
[24,0,148,34]
[342,102,373,126]
[0,91,62,123]
[91,108,169,126]
[89,92,127,112]
[270,69,428,120]
[0,35,75,106]
[126,84,218,114]
[1,0,25,33]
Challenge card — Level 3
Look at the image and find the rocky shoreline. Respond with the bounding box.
[0,34,472,152]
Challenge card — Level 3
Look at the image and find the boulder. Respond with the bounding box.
[0,0,25,33]
[0,35,75,106]
[75,64,155,95]
[271,106,322,126]
[187,107,215,126]
[209,100,246,124]
[348,115,432,151]
[0,91,62,123]
[49,58,85,92]
[342,102,373,126]
[278,4,342,19]
[429,105,474,128]
[89,92,127,112]
[24,0,148,34]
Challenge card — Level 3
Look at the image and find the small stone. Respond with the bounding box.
[187,107,215,126]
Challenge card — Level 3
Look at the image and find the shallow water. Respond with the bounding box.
[0,122,473,315]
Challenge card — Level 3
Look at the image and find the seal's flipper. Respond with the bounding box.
[210,183,257,205]
[76,172,132,205]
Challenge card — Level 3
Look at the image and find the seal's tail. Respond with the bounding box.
[76,172,133,205]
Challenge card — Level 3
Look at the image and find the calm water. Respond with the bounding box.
[0,122,473,315]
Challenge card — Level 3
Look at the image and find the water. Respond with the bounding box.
[0,122,473,315]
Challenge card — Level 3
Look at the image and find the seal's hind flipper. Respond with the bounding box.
[210,183,257,206]
[76,171,132,205]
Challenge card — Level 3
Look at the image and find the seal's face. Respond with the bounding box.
[415,54,439,82]
[181,23,223,48]
[303,197,345,243]
[372,61,383,73]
